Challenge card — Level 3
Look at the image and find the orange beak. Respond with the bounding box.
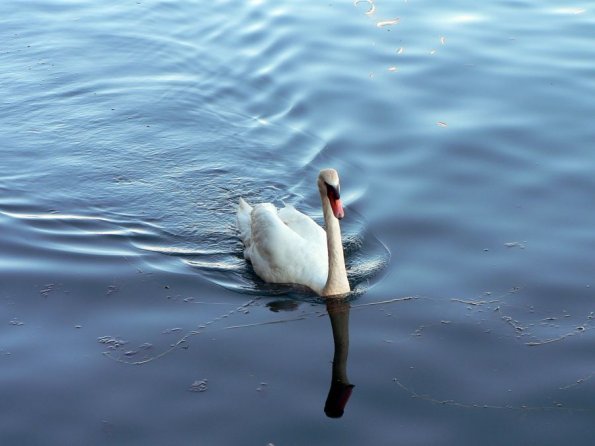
[330,197,344,220]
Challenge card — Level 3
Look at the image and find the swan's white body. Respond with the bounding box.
[237,199,329,294]
[237,169,350,297]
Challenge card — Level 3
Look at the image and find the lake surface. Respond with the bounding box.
[1,0,595,444]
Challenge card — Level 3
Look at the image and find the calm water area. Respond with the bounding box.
[1,1,595,444]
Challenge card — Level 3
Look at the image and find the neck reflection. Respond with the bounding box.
[324,298,354,418]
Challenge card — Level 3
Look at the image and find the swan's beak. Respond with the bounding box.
[326,184,344,220]
[331,198,344,220]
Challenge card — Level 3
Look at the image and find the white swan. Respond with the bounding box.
[237,169,350,297]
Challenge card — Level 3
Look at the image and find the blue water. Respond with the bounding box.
[2,0,595,444]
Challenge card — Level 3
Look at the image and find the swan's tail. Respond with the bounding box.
[236,198,253,250]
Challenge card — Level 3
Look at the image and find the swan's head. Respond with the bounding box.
[318,169,344,220]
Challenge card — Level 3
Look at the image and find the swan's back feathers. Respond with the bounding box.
[236,198,328,294]
[278,204,326,245]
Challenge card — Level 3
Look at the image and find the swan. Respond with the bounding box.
[237,169,350,297]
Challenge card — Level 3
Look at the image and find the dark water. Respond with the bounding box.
[1,0,594,444]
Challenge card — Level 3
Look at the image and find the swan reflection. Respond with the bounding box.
[265,297,355,417]
[324,298,354,418]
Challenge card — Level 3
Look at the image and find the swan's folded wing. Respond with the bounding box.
[241,202,328,294]
[278,204,326,246]
[248,204,301,276]
[249,203,294,258]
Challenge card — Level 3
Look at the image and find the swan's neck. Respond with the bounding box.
[322,197,350,297]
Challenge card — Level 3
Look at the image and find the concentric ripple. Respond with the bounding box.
[0,0,388,294]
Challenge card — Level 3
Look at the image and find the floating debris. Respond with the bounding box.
[97,336,128,348]
[388,66,398,72]
[552,7,586,15]
[377,18,400,27]
[396,47,404,54]
[354,0,375,15]
[106,285,119,296]
[440,36,446,45]
[504,241,526,249]
[451,298,486,306]
[40,283,55,297]
[9,319,24,326]
[189,379,208,392]
[437,121,448,127]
